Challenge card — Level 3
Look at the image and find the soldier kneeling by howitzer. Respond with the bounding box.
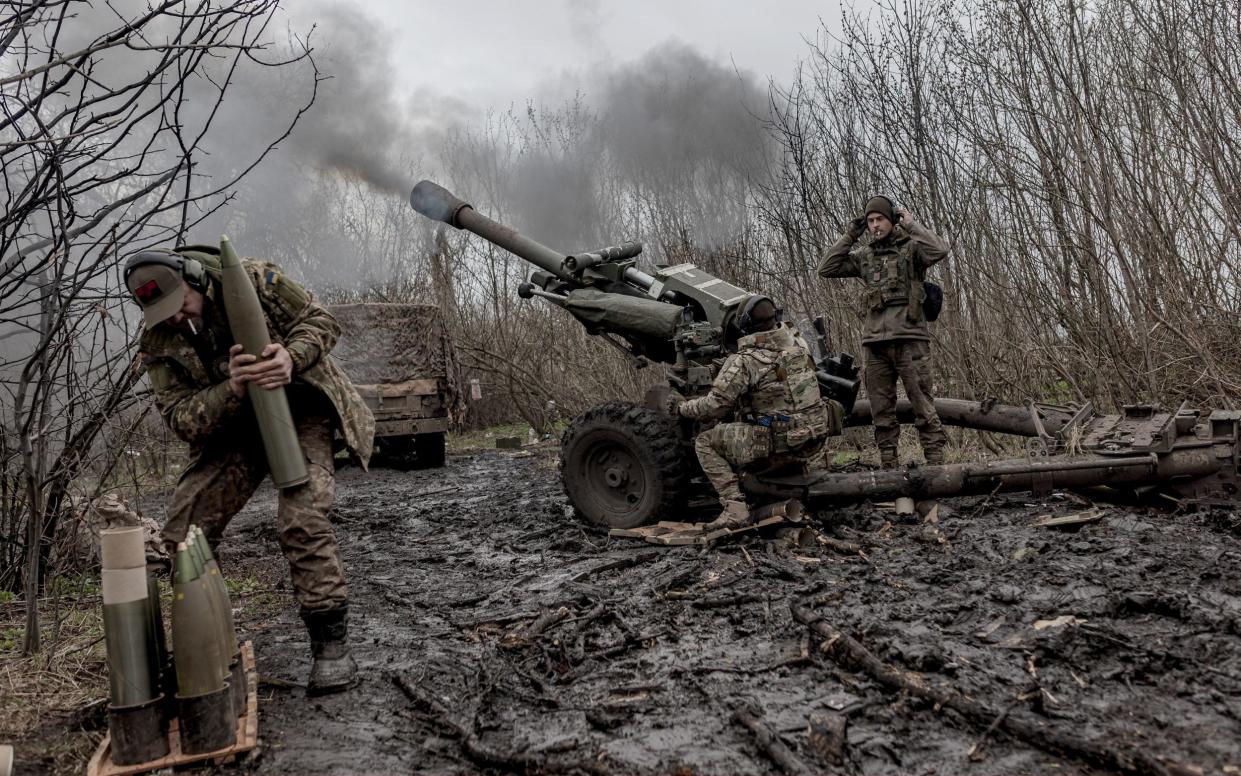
[677,295,839,530]
[125,245,375,696]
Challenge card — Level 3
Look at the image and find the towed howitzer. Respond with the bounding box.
[409,180,1241,525]
[410,180,859,527]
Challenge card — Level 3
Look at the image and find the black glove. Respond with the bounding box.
[668,389,686,416]
[847,216,867,239]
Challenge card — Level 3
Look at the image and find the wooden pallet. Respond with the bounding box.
[87,640,259,776]
[609,515,788,546]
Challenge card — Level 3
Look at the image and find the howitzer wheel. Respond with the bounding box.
[560,401,688,528]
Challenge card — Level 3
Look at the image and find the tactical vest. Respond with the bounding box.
[856,236,925,324]
[740,328,832,453]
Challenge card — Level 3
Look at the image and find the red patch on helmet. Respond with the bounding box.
[134,279,161,302]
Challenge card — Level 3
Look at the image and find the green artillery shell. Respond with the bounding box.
[187,528,237,669]
[193,527,239,660]
[218,235,309,489]
[101,567,157,706]
[171,543,225,697]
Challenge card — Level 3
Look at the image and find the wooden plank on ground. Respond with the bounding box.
[1033,509,1103,529]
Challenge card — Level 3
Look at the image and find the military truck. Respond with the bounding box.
[328,303,463,468]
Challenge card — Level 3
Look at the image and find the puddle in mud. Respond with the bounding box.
[155,449,1241,774]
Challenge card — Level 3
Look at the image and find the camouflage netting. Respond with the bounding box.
[59,493,166,569]
[328,303,467,427]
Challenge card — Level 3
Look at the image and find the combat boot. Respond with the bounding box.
[705,499,752,531]
[879,449,898,470]
[301,604,359,697]
[924,447,945,466]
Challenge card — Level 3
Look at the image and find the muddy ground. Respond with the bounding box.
[134,448,1241,773]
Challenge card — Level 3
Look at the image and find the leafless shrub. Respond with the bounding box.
[0,0,318,653]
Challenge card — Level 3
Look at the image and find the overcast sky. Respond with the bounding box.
[296,0,846,115]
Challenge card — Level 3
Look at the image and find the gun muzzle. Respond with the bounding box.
[409,180,472,227]
[410,180,575,282]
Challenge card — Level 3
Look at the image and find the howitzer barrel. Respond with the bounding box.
[411,180,574,283]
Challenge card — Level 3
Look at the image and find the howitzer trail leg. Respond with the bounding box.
[899,341,947,463]
[162,447,266,558]
[864,344,900,467]
[278,411,347,612]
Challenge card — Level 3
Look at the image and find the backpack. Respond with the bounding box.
[922,280,943,322]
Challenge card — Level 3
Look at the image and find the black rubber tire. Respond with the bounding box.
[559,401,688,528]
[413,432,447,468]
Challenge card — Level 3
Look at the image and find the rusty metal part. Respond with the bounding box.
[751,405,1240,506]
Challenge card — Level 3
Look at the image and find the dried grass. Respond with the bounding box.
[0,603,108,773]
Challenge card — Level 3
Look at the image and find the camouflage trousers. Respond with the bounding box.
[864,340,947,466]
[694,422,826,506]
[162,408,347,613]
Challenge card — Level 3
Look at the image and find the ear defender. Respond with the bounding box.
[180,257,207,292]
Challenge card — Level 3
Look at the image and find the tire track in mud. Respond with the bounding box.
[207,449,1241,775]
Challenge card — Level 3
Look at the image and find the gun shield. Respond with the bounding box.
[218,236,309,489]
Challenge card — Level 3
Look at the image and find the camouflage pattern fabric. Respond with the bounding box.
[817,220,949,345]
[864,340,947,466]
[139,255,375,468]
[161,404,347,612]
[694,422,826,505]
[680,323,832,505]
[61,493,166,568]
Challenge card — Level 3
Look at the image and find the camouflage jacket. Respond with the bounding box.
[138,256,374,468]
[817,220,948,345]
[679,324,832,453]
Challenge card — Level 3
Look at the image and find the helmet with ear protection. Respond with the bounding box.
[737,294,784,335]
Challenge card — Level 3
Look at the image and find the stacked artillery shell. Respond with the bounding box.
[100,527,169,764]
[218,235,309,489]
[171,538,236,754]
[188,526,245,717]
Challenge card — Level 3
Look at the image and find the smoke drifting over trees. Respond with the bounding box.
[188,0,1239,430]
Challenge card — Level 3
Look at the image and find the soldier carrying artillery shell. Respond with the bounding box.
[124,244,374,696]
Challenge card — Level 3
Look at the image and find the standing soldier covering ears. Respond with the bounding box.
[818,196,949,468]
[124,245,375,696]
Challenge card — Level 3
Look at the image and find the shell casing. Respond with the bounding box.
[101,567,157,706]
[218,235,309,489]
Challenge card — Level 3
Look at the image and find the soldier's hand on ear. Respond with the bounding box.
[847,216,867,239]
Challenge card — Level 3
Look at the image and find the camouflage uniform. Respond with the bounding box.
[819,221,949,466]
[679,323,838,505]
[139,254,374,612]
